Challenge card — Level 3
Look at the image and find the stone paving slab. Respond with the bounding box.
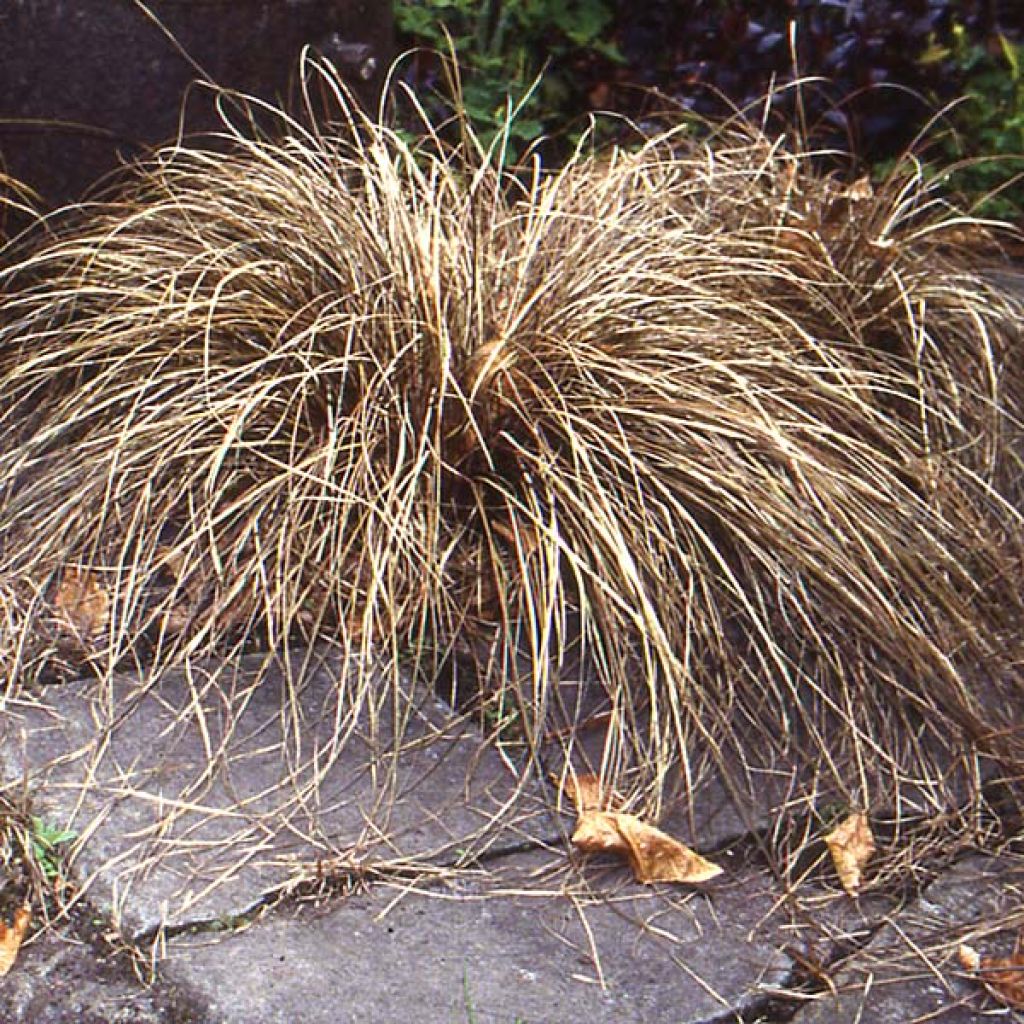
[4,843,1012,1024]
[0,647,791,948]
[3,648,1014,1023]
[0,652,555,941]
[0,923,194,1024]
[789,854,1024,1023]
[163,848,794,1024]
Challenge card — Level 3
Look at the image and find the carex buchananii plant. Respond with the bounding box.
[0,62,1021,858]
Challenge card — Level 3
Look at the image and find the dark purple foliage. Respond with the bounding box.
[605,1,1022,159]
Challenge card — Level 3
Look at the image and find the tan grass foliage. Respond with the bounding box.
[0,63,1021,855]
[0,170,38,243]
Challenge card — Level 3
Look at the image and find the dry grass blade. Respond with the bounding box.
[0,169,39,243]
[0,61,1021,890]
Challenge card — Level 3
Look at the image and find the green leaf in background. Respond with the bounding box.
[394,0,620,163]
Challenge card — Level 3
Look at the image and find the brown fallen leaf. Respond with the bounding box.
[572,809,626,853]
[558,773,723,885]
[559,773,618,813]
[958,943,983,971]
[572,811,723,886]
[571,811,723,885]
[54,567,110,640]
[0,904,31,978]
[613,812,724,885]
[959,940,1024,1009]
[825,812,875,896]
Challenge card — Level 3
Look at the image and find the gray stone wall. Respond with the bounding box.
[0,0,392,212]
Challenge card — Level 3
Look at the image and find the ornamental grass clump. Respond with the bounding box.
[0,66,1021,844]
[0,170,36,243]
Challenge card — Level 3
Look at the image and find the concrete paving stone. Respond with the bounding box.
[163,847,795,1024]
[789,853,1024,1023]
[0,650,556,942]
[0,920,197,1024]
[0,645,792,951]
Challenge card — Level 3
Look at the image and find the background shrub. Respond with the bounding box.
[395,0,1024,218]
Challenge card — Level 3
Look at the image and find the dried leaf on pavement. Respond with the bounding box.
[561,775,723,885]
[825,811,875,896]
[576,811,725,885]
[959,940,1024,1009]
[0,905,31,978]
[559,772,618,813]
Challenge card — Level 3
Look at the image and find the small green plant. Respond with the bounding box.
[395,0,621,158]
[479,689,523,746]
[924,25,1024,219]
[29,817,76,881]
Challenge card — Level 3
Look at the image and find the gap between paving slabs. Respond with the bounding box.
[0,647,563,943]
[0,640,804,949]
[787,851,1024,1024]
[162,846,798,1024]
[166,798,1009,1024]
[1,643,1001,1023]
